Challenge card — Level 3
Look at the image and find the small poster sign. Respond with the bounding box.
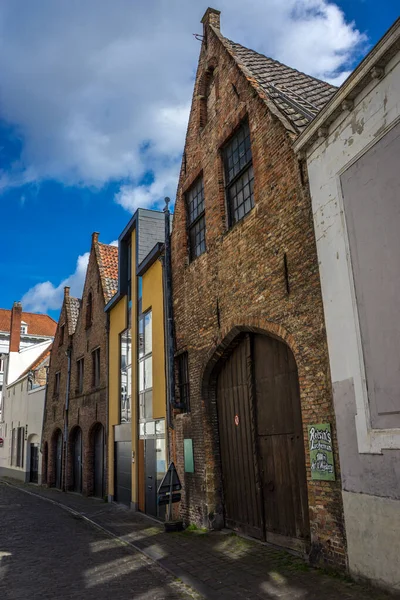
[308,423,335,481]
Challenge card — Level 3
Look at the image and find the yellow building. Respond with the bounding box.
[106,208,169,516]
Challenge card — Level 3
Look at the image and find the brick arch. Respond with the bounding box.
[48,428,63,488]
[86,421,105,497]
[199,318,303,528]
[198,59,219,128]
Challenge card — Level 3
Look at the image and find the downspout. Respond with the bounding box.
[105,311,110,499]
[63,345,71,491]
[163,197,181,415]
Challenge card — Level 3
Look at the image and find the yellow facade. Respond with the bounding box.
[107,220,167,513]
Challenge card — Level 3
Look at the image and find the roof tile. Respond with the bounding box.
[97,243,119,304]
[0,309,57,337]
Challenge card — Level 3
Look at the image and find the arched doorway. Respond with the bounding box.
[92,423,104,498]
[28,434,40,484]
[215,333,310,550]
[42,441,48,485]
[53,429,63,489]
[71,427,82,493]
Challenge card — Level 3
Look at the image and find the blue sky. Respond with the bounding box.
[0,0,398,320]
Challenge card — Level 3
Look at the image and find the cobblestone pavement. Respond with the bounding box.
[2,479,399,600]
[0,482,198,600]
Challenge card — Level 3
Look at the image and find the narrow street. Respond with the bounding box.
[0,480,396,600]
[0,482,195,600]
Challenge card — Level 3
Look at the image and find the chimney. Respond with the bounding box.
[64,286,70,299]
[201,7,221,35]
[92,232,99,246]
[9,301,22,353]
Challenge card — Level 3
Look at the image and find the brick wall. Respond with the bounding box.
[170,22,346,568]
[42,241,107,497]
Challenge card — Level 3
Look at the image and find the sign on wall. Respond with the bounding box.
[308,423,335,481]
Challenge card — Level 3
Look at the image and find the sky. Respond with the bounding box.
[0,0,398,320]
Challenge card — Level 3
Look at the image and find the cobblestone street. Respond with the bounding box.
[0,482,197,599]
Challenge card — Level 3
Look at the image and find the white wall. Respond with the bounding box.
[305,49,400,590]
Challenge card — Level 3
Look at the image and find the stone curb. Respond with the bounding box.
[2,480,205,600]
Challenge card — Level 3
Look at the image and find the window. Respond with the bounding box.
[59,324,65,346]
[15,426,24,468]
[92,348,100,388]
[177,352,190,411]
[138,311,152,421]
[120,330,131,423]
[20,324,28,335]
[186,177,206,260]
[86,292,93,329]
[223,120,254,225]
[54,372,61,396]
[0,358,3,373]
[76,358,84,394]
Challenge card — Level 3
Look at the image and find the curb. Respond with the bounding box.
[2,480,208,599]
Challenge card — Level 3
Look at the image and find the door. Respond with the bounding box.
[145,439,157,517]
[30,444,39,483]
[216,333,310,549]
[216,335,263,539]
[254,335,310,550]
[55,431,63,489]
[93,425,104,498]
[114,441,131,506]
[72,428,82,493]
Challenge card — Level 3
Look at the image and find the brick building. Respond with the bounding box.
[170,8,346,567]
[42,233,118,497]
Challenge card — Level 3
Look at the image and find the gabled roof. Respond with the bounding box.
[65,296,81,336]
[0,309,57,337]
[216,32,337,134]
[18,344,52,380]
[97,243,119,304]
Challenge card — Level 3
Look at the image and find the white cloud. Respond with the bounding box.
[0,0,366,209]
[21,252,89,313]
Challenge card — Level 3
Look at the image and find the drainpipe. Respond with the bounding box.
[105,311,110,500]
[163,197,181,415]
[63,345,72,491]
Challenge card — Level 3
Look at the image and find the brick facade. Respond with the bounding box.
[42,234,117,497]
[170,11,346,568]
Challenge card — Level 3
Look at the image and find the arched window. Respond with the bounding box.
[86,292,93,329]
[199,65,217,128]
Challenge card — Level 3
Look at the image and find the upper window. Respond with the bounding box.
[92,348,100,388]
[20,324,28,335]
[86,292,93,329]
[186,177,206,261]
[59,324,65,346]
[120,329,132,423]
[0,358,3,373]
[223,120,254,226]
[54,371,61,396]
[138,311,153,421]
[77,358,84,394]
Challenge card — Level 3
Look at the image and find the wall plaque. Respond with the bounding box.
[308,423,335,481]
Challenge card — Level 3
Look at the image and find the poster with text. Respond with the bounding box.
[308,423,335,481]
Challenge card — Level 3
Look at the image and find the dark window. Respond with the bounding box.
[86,292,93,329]
[77,358,84,394]
[54,372,61,396]
[186,177,206,260]
[177,352,190,411]
[120,330,131,423]
[16,427,24,468]
[92,348,100,388]
[59,324,65,346]
[223,120,254,225]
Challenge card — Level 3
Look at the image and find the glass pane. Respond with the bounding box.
[156,437,166,479]
[144,390,153,419]
[144,312,152,355]
[156,419,165,435]
[144,357,152,390]
[145,421,155,436]
[138,318,144,359]
[139,423,145,437]
[139,360,145,392]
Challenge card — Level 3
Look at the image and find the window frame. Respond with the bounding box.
[223,119,254,227]
[138,309,153,422]
[91,347,101,389]
[177,352,190,412]
[59,324,65,346]
[76,358,84,395]
[120,329,132,424]
[186,176,206,261]
[85,292,93,329]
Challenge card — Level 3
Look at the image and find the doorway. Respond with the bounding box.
[29,443,39,483]
[55,430,63,489]
[216,333,310,551]
[71,427,82,493]
[93,424,104,498]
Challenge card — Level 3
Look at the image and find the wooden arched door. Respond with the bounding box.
[216,333,310,550]
[71,428,82,493]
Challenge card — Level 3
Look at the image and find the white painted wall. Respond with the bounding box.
[304,48,400,591]
[7,341,52,386]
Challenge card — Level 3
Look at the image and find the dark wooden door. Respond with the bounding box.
[30,444,39,483]
[253,334,310,550]
[72,428,82,493]
[216,335,263,539]
[56,431,63,489]
[114,441,131,506]
[93,425,104,498]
